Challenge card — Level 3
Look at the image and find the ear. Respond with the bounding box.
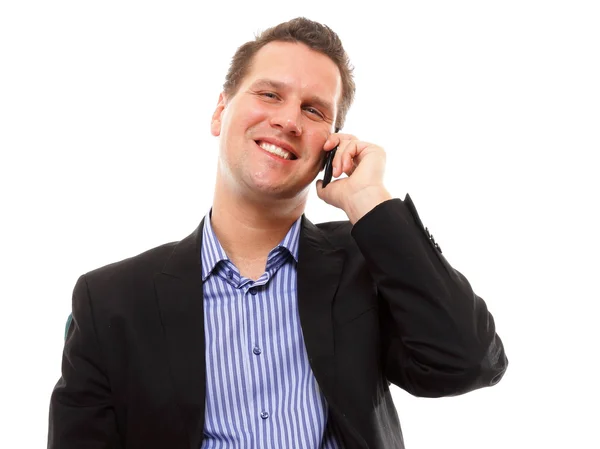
[210,93,227,137]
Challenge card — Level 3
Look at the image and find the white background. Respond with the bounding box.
[1,1,598,448]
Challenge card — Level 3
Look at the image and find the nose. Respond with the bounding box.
[269,104,302,136]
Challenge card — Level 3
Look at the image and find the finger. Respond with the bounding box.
[335,140,359,176]
[323,138,338,151]
[342,139,380,168]
[333,146,348,177]
[324,133,359,151]
[315,178,336,203]
[336,133,358,142]
[346,158,358,176]
[341,147,353,175]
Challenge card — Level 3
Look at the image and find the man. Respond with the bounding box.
[48,17,507,449]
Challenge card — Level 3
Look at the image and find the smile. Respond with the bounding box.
[256,141,297,160]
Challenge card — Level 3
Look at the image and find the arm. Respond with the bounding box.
[48,275,122,448]
[316,133,507,397]
[351,195,508,397]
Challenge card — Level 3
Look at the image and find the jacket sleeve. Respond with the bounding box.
[48,275,122,448]
[350,195,508,397]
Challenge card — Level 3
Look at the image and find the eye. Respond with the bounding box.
[304,107,324,119]
[261,92,279,99]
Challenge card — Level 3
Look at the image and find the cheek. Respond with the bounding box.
[222,103,263,137]
[237,102,270,130]
[306,131,328,160]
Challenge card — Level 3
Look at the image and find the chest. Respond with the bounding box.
[201,264,335,444]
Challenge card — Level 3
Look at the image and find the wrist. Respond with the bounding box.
[345,186,393,224]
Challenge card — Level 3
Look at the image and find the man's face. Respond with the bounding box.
[211,41,342,200]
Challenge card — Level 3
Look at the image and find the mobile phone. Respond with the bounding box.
[322,146,337,188]
[322,128,340,188]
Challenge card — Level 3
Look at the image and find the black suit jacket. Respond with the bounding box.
[48,196,507,449]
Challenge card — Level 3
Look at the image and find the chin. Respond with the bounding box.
[246,177,308,201]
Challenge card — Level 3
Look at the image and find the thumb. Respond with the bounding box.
[315,179,325,199]
[315,178,342,206]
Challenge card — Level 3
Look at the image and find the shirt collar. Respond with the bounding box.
[201,209,301,281]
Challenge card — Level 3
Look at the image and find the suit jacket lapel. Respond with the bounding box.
[154,220,206,446]
[297,216,346,404]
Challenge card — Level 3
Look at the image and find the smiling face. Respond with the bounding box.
[211,41,342,202]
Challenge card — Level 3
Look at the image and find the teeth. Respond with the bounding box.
[258,141,293,160]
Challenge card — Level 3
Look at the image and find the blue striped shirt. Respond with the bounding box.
[200,211,344,449]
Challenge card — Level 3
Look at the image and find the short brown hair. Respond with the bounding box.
[223,17,355,131]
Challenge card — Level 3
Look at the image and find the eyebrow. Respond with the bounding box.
[250,78,335,117]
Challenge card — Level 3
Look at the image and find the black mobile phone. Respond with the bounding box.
[322,127,340,188]
[322,146,337,188]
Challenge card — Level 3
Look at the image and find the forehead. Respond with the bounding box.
[243,41,342,104]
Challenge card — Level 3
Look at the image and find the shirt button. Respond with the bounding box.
[253,346,262,355]
[227,270,233,279]
[249,287,257,295]
[260,411,269,419]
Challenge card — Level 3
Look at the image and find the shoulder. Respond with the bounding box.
[84,240,178,285]
[72,236,194,316]
[77,234,192,311]
[78,221,202,298]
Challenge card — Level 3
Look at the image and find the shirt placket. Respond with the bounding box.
[245,273,275,448]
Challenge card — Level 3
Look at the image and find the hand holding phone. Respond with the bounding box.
[322,146,337,188]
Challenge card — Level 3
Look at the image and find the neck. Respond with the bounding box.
[210,176,307,262]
